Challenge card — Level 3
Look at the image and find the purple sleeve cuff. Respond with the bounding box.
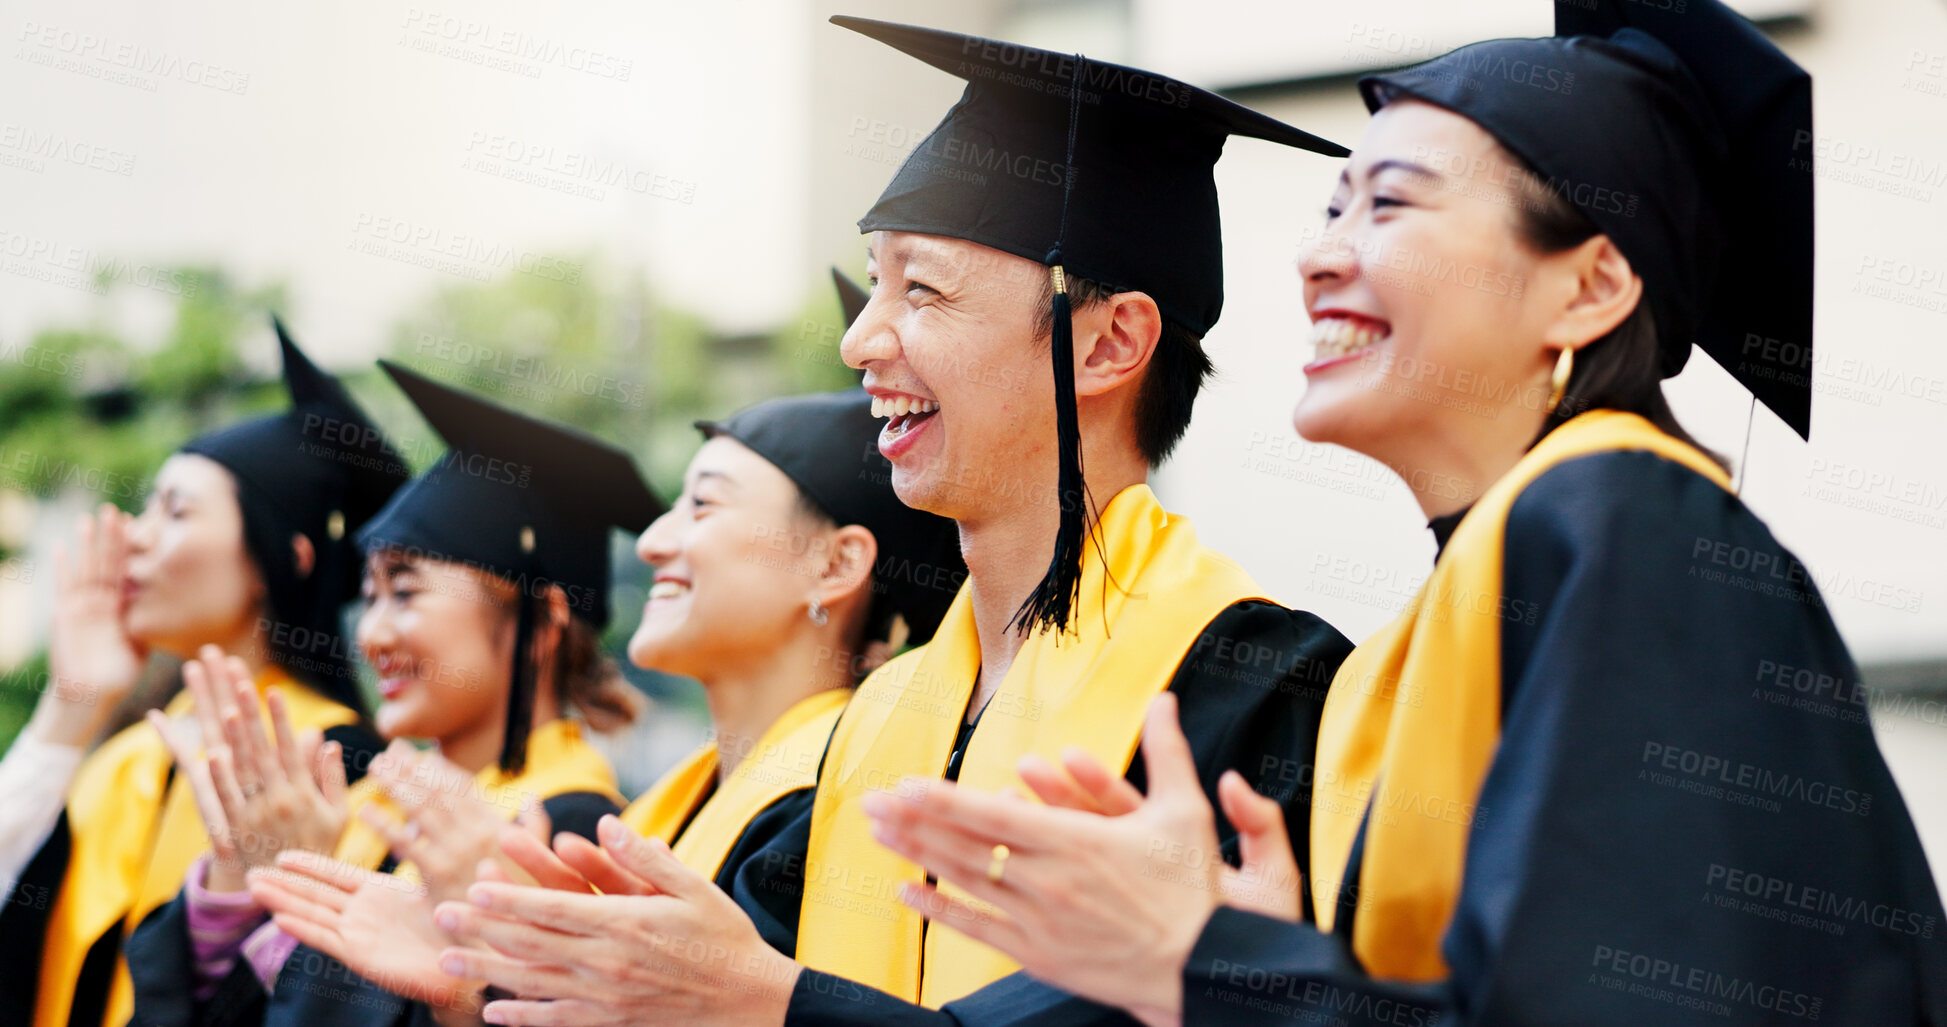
[242,920,301,992]
[182,855,269,1001]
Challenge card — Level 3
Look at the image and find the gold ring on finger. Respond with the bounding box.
[987,844,1010,885]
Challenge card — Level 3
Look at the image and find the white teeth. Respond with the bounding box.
[648,581,688,600]
[872,396,938,419]
[1309,317,1389,361]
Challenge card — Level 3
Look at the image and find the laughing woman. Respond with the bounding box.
[457,386,966,957]
[0,321,407,1027]
[126,362,654,1026]
[614,387,964,941]
[862,1,1947,1024]
[247,385,966,1014]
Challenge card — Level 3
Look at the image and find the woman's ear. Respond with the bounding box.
[1544,235,1644,353]
[813,524,878,614]
[544,583,573,633]
[290,532,316,580]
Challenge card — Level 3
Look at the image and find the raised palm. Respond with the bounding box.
[250,853,483,1014]
[327,879,464,1000]
[38,505,146,748]
[50,505,145,706]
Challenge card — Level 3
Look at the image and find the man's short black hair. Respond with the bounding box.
[1034,275,1213,466]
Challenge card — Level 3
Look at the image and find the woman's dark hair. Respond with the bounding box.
[488,579,642,772]
[1507,159,1726,470]
[555,612,643,731]
[232,486,369,717]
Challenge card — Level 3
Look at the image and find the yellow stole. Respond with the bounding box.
[332,718,623,879]
[798,484,1267,1007]
[35,668,359,1027]
[621,688,850,880]
[1310,411,1732,980]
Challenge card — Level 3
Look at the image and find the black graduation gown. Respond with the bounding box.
[0,723,383,1027]
[704,784,816,958]
[1181,451,1947,1026]
[123,791,619,1027]
[731,599,1355,1026]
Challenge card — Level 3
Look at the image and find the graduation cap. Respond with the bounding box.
[180,317,411,709]
[696,389,965,646]
[360,361,665,773]
[182,316,411,545]
[834,15,1348,636]
[1357,0,1814,438]
[832,267,871,331]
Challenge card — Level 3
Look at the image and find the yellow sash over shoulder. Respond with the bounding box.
[36,667,359,1027]
[799,484,1267,1007]
[333,718,622,878]
[622,688,849,879]
[1310,411,1732,981]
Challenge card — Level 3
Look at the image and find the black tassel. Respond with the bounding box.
[498,590,541,775]
[1008,52,1094,640]
[1008,265,1090,639]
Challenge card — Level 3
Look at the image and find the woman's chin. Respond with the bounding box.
[625,630,692,679]
[374,702,430,741]
[122,609,180,652]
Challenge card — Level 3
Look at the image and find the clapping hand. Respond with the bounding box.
[149,646,350,893]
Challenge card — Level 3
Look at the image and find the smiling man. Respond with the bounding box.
[433,16,1355,1027]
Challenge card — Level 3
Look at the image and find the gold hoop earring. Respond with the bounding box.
[1545,347,1575,416]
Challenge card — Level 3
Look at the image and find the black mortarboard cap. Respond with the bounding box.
[182,316,411,545]
[180,317,411,709]
[1358,0,1814,438]
[360,361,664,772]
[838,15,1347,339]
[696,389,965,646]
[836,15,1347,636]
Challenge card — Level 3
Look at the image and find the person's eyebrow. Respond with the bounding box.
[872,237,947,276]
[902,243,964,283]
[692,468,736,490]
[380,556,418,579]
[1364,158,1444,184]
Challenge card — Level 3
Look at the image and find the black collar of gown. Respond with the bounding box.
[1429,507,1470,559]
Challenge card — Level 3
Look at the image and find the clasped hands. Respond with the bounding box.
[251,816,800,1027]
[168,680,1292,1027]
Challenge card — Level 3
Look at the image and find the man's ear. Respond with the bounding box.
[291,532,316,580]
[1543,235,1643,353]
[1073,291,1162,399]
